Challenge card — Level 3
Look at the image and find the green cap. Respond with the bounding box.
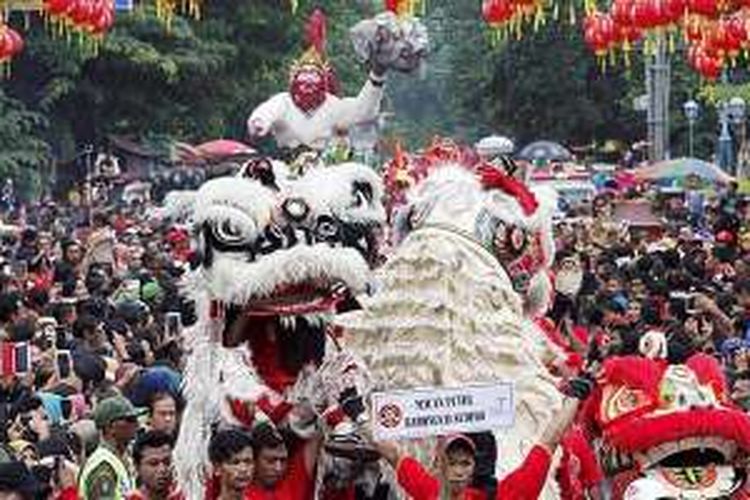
[140,281,162,302]
[94,396,146,429]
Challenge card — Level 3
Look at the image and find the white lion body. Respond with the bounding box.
[175,162,385,499]
[338,164,563,495]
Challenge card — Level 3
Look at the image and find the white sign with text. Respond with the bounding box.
[371,382,514,441]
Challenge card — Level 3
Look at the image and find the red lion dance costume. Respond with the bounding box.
[567,353,750,499]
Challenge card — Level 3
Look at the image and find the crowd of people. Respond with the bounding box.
[547,180,749,374]
[0,168,746,500]
[0,197,191,499]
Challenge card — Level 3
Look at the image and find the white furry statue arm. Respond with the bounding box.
[330,74,385,129]
[247,93,287,138]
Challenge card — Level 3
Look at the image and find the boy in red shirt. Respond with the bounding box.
[374,398,580,500]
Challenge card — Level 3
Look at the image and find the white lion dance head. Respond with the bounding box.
[338,139,563,487]
[384,139,557,317]
[174,156,385,498]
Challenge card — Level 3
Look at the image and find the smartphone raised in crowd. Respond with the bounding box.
[60,398,73,421]
[54,326,68,350]
[56,350,73,380]
[14,342,30,375]
[165,312,182,340]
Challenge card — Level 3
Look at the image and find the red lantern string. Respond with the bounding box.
[572,0,750,77]
[0,21,24,78]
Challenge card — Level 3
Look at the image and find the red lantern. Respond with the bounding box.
[384,0,398,12]
[726,15,747,45]
[482,0,513,25]
[8,28,23,57]
[584,12,615,55]
[700,54,722,79]
[687,43,700,67]
[688,0,718,19]
[632,0,656,28]
[620,24,643,43]
[91,4,114,35]
[612,0,634,25]
[665,0,686,22]
[84,0,103,31]
[648,0,671,27]
[69,0,94,28]
[0,25,23,62]
[685,16,703,41]
[699,21,722,57]
[708,19,731,55]
[44,0,72,17]
[0,31,10,61]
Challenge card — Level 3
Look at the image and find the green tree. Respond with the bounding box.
[0,89,51,201]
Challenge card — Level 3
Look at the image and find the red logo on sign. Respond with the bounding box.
[378,403,403,429]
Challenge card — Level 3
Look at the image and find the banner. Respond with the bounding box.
[371,382,514,441]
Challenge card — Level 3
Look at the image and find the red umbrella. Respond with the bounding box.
[195,139,254,158]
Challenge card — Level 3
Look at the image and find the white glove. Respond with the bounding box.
[247,117,271,138]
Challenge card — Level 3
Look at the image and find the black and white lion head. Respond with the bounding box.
[190,157,384,348]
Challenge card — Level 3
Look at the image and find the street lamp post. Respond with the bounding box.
[728,96,747,178]
[683,100,700,157]
[718,102,734,174]
[84,144,94,225]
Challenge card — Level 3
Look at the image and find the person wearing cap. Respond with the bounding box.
[374,398,580,500]
[8,439,36,468]
[78,395,145,499]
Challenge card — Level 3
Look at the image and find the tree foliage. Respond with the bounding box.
[0,0,739,199]
[0,89,50,200]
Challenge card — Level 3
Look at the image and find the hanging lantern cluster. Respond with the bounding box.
[481,0,549,39]
[583,10,644,67]
[579,0,750,78]
[0,20,24,76]
[478,0,750,80]
[583,0,688,69]
[685,13,750,79]
[42,0,115,39]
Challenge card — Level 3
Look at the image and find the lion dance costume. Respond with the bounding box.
[569,353,750,499]
[337,139,564,496]
[173,157,386,498]
[174,9,428,498]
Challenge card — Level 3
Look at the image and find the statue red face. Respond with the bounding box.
[290,67,327,113]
